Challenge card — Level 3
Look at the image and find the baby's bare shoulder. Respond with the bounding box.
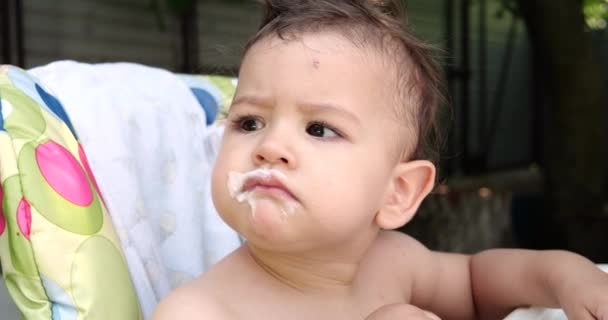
[368,231,475,317]
[368,230,431,259]
[153,249,251,320]
[368,231,470,281]
[152,280,233,320]
[360,231,434,290]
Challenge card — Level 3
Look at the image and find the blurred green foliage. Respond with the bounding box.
[584,0,608,29]
[496,0,608,30]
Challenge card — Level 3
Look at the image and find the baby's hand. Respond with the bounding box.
[558,269,608,320]
[366,303,441,320]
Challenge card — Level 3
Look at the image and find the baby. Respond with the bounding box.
[154,0,608,319]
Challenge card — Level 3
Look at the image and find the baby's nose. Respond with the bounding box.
[252,134,296,168]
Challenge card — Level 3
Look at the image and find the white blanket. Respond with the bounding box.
[29,61,241,319]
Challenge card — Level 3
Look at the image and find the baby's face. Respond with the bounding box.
[212,32,405,252]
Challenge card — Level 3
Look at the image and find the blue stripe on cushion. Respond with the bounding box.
[0,97,4,131]
[7,66,78,139]
[190,88,218,125]
[35,84,78,139]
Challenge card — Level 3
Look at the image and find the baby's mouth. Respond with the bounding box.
[227,169,299,216]
[242,175,297,202]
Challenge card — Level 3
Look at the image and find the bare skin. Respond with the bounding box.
[154,230,608,320]
[155,231,456,320]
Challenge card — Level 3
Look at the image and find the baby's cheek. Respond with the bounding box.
[210,168,237,228]
[210,164,228,207]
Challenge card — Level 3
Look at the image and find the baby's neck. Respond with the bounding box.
[245,244,363,293]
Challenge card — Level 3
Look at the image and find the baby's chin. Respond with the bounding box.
[237,197,301,246]
[249,197,290,231]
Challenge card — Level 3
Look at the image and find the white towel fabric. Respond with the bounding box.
[504,308,567,320]
[29,61,241,319]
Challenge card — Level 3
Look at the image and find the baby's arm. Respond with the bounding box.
[387,232,607,319]
[374,231,477,319]
[470,249,608,320]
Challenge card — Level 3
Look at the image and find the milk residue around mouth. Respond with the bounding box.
[227,169,296,217]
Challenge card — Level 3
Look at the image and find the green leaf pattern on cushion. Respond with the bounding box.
[71,236,140,320]
[4,273,52,319]
[0,82,46,139]
[0,65,142,319]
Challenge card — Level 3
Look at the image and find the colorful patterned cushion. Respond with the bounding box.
[177,74,237,124]
[176,74,237,124]
[0,65,142,320]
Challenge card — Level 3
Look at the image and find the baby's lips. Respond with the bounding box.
[227,169,297,201]
[243,176,298,201]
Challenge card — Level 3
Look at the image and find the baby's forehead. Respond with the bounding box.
[245,34,399,92]
[247,32,406,93]
[243,31,416,119]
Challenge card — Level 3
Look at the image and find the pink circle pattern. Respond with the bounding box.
[36,141,93,206]
[0,183,5,236]
[78,144,105,206]
[17,198,31,239]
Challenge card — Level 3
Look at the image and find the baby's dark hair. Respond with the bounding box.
[242,0,446,165]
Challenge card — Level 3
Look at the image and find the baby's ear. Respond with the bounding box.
[375,160,436,230]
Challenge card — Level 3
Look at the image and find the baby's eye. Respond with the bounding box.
[231,115,264,132]
[306,122,340,138]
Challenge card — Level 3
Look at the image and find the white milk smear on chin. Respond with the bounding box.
[227,169,297,218]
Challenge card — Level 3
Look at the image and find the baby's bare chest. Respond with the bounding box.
[208,241,415,319]
[219,273,408,320]
[226,294,398,320]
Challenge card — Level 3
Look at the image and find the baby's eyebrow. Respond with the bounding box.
[297,101,361,126]
[231,95,273,108]
[231,95,361,126]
